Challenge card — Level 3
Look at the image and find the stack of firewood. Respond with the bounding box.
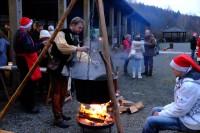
[0,129,14,133]
[117,96,144,114]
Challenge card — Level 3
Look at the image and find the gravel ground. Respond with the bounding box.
[0,43,191,133]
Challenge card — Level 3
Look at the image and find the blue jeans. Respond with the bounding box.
[131,58,142,74]
[124,57,130,73]
[142,107,200,133]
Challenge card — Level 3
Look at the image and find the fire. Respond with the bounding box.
[78,102,114,126]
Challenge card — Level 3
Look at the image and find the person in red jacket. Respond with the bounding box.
[122,34,131,74]
[13,17,44,113]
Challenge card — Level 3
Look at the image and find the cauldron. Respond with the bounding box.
[74,75,111,104]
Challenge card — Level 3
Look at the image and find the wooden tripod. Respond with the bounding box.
[0,0,124,132]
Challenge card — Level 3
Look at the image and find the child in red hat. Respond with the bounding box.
[143,54,200,133]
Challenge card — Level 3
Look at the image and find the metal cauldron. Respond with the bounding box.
[74,75,110,104]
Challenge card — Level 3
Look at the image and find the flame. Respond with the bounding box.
[80,103,109,118]
[78,102,113,126]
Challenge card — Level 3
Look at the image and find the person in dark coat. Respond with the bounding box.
[30,21,44,44]
[142,30,156,76]
[13,17,44,113]
[190,32,197,59]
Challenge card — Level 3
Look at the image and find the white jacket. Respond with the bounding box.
[159,75,200,130]
[129,40,145,59]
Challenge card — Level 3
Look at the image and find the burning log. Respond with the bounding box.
[78,113,105,123]
[77,102,114,127]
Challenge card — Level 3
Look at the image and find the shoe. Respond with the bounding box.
[138,74,142,79]
[132,71,136,78]
[141,72,148,76]
[124,70,128,75]
[54,119,70,128]
[62,115,71,121]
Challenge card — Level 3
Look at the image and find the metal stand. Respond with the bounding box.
[80,125,112,133]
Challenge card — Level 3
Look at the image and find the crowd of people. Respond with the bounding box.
[0,16,200,133]
[0,16,88,128]
[122,29,157,79]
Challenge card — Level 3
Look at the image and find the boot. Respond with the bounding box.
[62,114,71,121]
[54,118,70,128]
[142,67,148,76]
[148,69,153,76]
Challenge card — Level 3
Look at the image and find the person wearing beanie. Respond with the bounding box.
[49,16,89,128]
[143,54,200,133]
[39,30,51,39]
[48,25,55,35]
[38,30,51,67]
[13,17,44,114]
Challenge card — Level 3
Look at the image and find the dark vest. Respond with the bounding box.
[50,28,79,73]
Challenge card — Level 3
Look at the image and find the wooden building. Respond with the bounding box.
[0,0,150,46]
[162,27,187,42]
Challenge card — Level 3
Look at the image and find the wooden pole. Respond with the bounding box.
[0,0,77,120]
[96,0,124,133]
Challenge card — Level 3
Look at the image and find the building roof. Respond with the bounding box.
[111,0,150,26]
[163,27,186,33]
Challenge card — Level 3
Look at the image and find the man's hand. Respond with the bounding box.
[77,46,89,52]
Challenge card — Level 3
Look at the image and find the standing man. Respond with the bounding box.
[143,30,156,76]
[190,32,197,59]
[14,17,44,113]
[49,17,88,128]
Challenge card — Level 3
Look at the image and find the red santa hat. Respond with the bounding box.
[19,17,33,29]
[170,54,200,72]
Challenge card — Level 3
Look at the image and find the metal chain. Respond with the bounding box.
[87,0,96,79]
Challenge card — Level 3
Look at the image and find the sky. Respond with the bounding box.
[132,0,200,16]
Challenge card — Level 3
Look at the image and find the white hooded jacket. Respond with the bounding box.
[159,70,200,130]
